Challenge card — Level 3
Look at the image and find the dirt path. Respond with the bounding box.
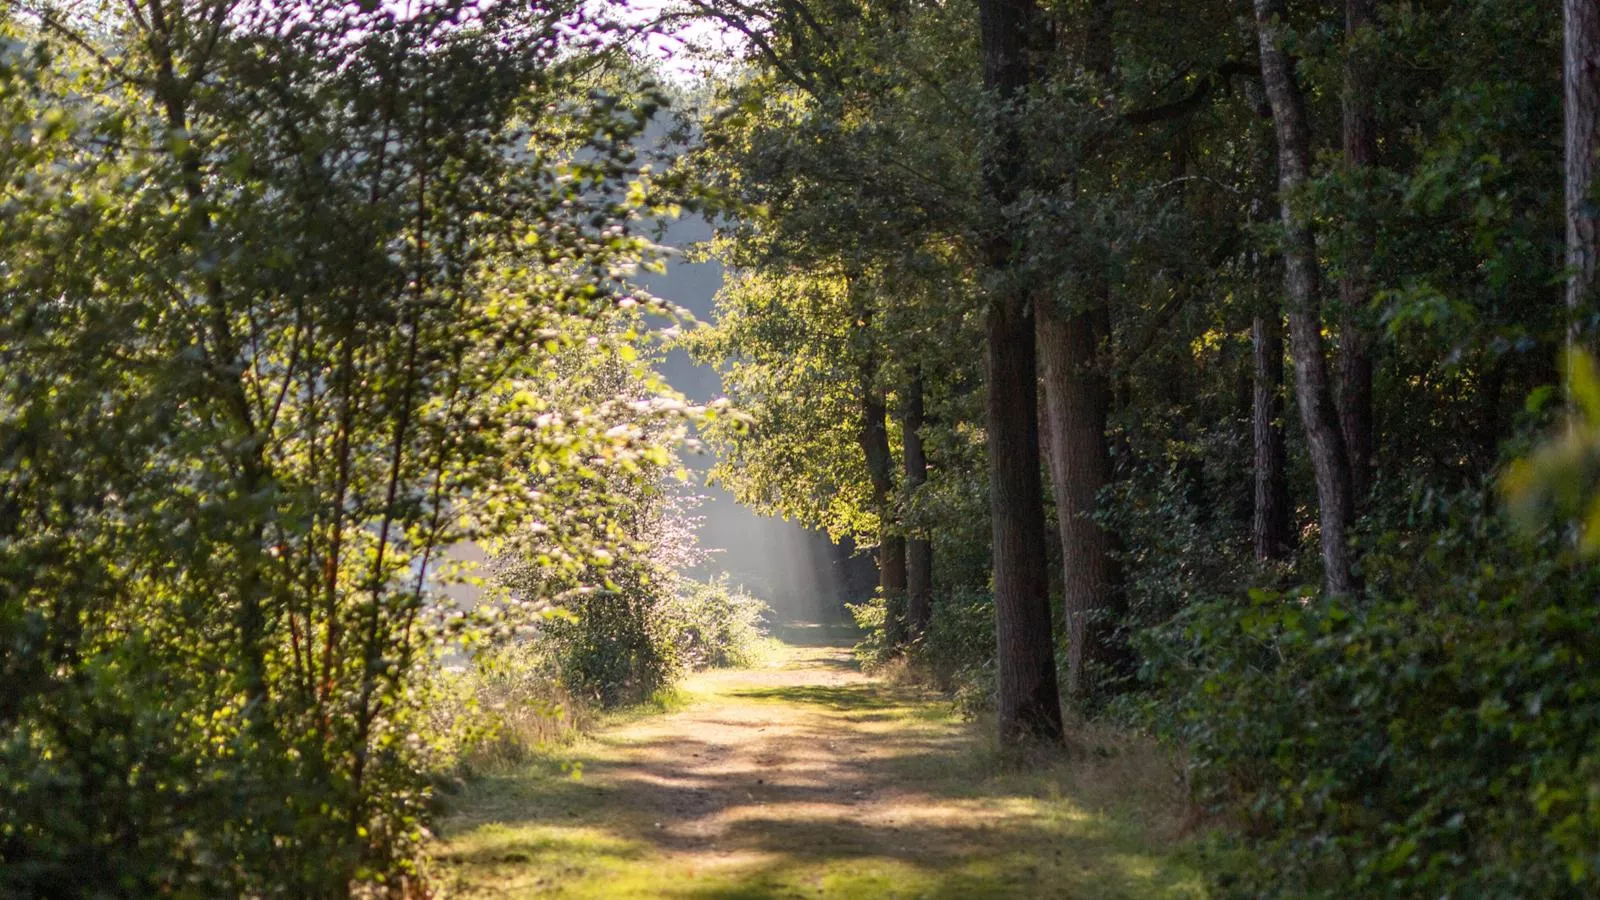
[435,628,1204,898]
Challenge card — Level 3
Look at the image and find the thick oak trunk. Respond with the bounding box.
[1252,312,1294,561]
[1567,0,1600,355]
[1253,0,1361,597]
[1030,0,1126,706]
[1338,0,1377,501]
[902,372,934,638]
[978,0,1065,745]
[1038,302,1122,700]
[986,298,1063,742]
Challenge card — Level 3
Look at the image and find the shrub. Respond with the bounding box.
[847,593,894,665]
[671,575,772,669]
[851,588,997,716]
[1144,486,1600,897]
[529,570,774,709]
[425,642,587,777]
[535,563,685,709]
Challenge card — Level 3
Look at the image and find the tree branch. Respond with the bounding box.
[1122,61,1260,126]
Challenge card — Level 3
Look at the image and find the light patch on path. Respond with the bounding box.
[434,628,1205,898]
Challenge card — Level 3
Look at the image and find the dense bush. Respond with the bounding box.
[534,571,773,708]
[428,574,775,777]
[1142,486,1600,897]
[425,642,587,777]
[916,589,998,716]
[852,588,996,715]
[671,575,772,669]
[536,564,687,708]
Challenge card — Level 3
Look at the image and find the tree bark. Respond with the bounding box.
[1037,302,1121,700]
[859,349,907,645]
[1252,311,1294,561]
[1337,0,1377,502]
[1253,0,1361,597]
[978,0,1065,745]
[985,300,1062,742]
[1566,0,1600,359]
[902,371,934,639]
[1029,0,1125,706]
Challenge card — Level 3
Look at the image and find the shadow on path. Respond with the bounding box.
[436,630,1202,899]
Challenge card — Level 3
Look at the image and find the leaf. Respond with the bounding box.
[1525,384,1557,415]
[1568,349,1600,423]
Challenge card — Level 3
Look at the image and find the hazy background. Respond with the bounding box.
[640,207,872,625]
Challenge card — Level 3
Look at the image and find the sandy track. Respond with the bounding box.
[437,631,1203,898]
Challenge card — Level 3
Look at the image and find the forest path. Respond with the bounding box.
[435,626,1203,898]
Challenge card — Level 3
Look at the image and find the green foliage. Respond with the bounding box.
[532,571,774,709]
[425,640,587,778]
[537,567,686,709]
[1504,350,1600,554]
[690,268,879,539]
[846,593,892,663]
[851,588,995,717]
[0,2,689,893]
[1141,485,1600,897]
[916,589,999,719]
[670,575,772,670]
[681,0,990,617]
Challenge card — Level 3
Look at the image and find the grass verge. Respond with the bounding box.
[432,639,1203,899]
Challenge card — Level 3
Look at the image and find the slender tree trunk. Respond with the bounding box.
[860,353,907,645]
[1253,0,1361,597]
[902,371,934,639]
[1338,0,1377,502]
[1566,0,1600,360]
[978,0,1065,746]
[1037,302,1121,700]
[1252,311,1294,561]
[879,534,907,641]
[1477,355,1506,468]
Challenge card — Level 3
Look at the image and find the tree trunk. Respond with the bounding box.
[985,299,1062,742]
[1253,0,1361,597]
[1567,0,1600,358]
[859,352,907,645]
[879,533,907,642]
[1338,0,1377,502]
[1252,312,1294,561]
[1477,355,1506,468]
[1037,302,1121,701]
[1030,0,1126,707]
[978,0,1065,746]
[902,371,934,639]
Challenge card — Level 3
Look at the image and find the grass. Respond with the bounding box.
[431,632,1204,898]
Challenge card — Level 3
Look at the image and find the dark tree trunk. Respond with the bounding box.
[1253,0,1361,597]
[860,354,907,645]
[978,0,1065,746]
[986,300,1062,743]
[1031,0,1125,706]
[1477,355,1506,468]
[1567,0,1600,357]
[1038,302,1122,700]
[902,371,934,639]
[1252,312,1294,561]
[879,534,907,641]
[1338,0,1377,502]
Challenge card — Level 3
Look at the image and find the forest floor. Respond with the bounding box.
[433,625,1205,898]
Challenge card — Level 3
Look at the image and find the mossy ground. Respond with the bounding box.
[432,624,1204,898]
